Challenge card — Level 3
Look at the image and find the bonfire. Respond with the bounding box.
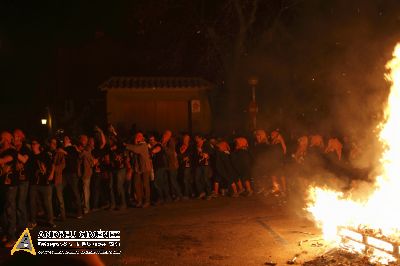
[306,43,400,264]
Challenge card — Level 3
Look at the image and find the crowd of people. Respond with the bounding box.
[0,125,363,248]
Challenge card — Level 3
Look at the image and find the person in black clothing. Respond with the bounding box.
[307,134,325,170]
[215,141,239,197]
[149,135,171,204]
[194,135,212,200]
[0,131,18,247]
[110,143,128,210]
[208,138,219,197]
[308,135,324,155]
[125,145,135,206]
[252,130,270,194]
[161,130,182,201]
[91,144,102,210]
[100,146,115,210]
[13,129,30,231]
[268,130,287,196]
[78,135,94,214]
[125,132,152,208]
[178,134,194,199]
[292,135,309,180]
[28,139,55,228]
[62,135,82,218]
[324,137,345,177]
[47,137,66,220]
[231,137,253,196]
[90,127,107,211]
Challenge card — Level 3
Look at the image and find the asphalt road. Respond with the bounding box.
[60,195,329,266]
[3,194,331,266]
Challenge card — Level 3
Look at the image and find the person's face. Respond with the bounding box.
[80,135,88,146]
[135,133,144,144]
[218,142,229,152]
[195,136,203,146]
[50,139,57,151]
[31,141,40,153]
[271,131,279,140]
[88,138,95,148]
[162,130,172,142]
[183,135,190,145]
[210,138,217,145]
[149,136,156,146]
[255,134,263,143]
[63,136,71,146]
[0,132,12,147]
[13,131,24,146]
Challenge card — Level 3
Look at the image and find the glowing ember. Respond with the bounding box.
[306,43,400,263]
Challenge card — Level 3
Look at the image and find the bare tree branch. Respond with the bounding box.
[246,0,259,30]
[233,0,245,30]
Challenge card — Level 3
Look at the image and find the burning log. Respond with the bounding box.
[338,226,399,264]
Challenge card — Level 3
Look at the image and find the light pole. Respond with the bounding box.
[41,106,53,138]
[248,76,259,131]
[46,106,53,136]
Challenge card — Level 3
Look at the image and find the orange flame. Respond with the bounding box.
[306,43,400,263]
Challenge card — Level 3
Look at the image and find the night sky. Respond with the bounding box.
[1,0,400,136]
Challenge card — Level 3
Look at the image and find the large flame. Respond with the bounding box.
[307,43,400,251]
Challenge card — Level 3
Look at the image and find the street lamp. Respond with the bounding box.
[248,76,259,130]
[41,119,47,125]
[248,76,258,102]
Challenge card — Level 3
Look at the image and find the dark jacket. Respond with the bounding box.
[0,148,18,186]
[151,143,168,171]
[231,148,252,179]
[51,150,65,186]
[163,138,179,170]
[30,152,53,185]
[178,145,194,169]
[193,141,213,167]
[252,142,270,177]
[215,151,235,179]
[64,145,80,175]
[15,145,31,182]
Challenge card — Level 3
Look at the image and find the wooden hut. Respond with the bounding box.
[100,77,213,134]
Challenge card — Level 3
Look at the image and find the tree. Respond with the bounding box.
[197,0,301,131]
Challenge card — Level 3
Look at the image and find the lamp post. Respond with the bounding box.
[248,76,259,131]
[46,106,53,136]
[41,106,53,138]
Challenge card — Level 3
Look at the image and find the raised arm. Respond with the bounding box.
[17,153,29,164]
[125,143,144,154]
[0,155,13,165]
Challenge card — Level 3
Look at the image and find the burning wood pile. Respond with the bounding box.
[338,226,400,264]
[305,43,400,265]
[303,249,386,266]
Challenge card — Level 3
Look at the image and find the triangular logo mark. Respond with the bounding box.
[11,228,36,255]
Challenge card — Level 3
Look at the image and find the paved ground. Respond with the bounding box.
[3,195,332,266]
[67,195,329,265]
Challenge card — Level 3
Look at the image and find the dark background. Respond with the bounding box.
[1,0,400,137]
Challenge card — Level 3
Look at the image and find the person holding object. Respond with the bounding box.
[161,130,183,201]
[28,138,56,228]
[0,131,18,247]
[125,132,152,208]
